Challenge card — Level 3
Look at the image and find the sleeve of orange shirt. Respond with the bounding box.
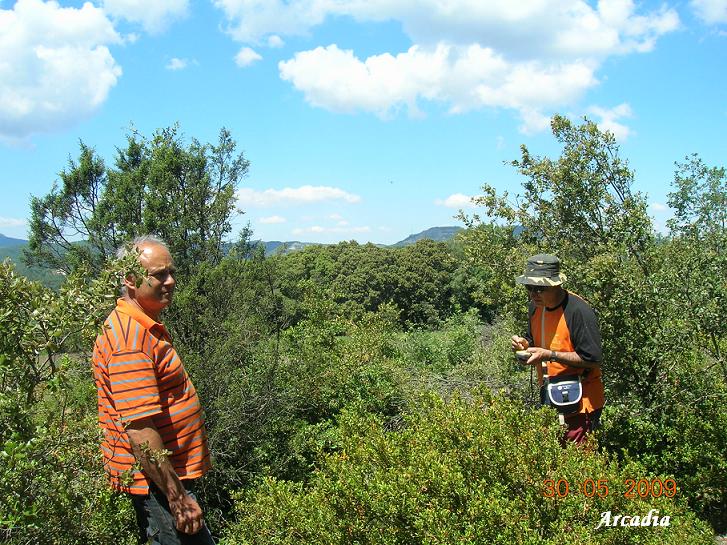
[107,349,162,422]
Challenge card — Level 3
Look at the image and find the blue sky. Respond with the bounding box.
[0,0,725,245]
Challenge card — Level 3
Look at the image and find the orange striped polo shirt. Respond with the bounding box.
[92,298,211,494]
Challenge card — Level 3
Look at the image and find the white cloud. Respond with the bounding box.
[166,57,188,70]
[280,43,599,126]
[0,217,26,228]
[213,0,328,43]
[691,0,727,24]
[518,106,556,135]
[292,225,371,235]
[259,215,287,224]
[587,103,633,140]
[214,0,677,54]
[650,202,668,212]
[328,213,349,225]
[435,193,478,209]
[237,185,361,207]
[101,0,188,34]
[235,46,262,67]
[217,0,678,130]
[0,0,122,143]
[268,34,285,48]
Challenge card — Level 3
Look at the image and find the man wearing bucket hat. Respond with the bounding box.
[511,254,605,443]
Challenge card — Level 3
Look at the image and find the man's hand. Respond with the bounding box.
[511,335,529,351]
[169,493,204,535]
[126,417,206,535]
[525,346,551,366]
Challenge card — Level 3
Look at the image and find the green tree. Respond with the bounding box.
[25,125,249,276]
[666,154,726,371]
[464,114,652,266]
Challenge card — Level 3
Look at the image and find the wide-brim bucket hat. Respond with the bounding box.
[515,254,567,286]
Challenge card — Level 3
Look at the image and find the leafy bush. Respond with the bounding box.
[0,260,139,543]
[173,273,406,525]
[0,413,137,545]
[225,393,712,544]
[601,357,727,532]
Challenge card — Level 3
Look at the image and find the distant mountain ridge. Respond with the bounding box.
[256,240,318,255]
[250,226,463,255]
[0,226,464,278]
[391,226,463,248]
[0,234,28,248]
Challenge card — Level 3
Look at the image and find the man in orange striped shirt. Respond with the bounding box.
[93,235,213,544]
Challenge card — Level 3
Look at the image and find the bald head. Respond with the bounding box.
[118,236,176,320]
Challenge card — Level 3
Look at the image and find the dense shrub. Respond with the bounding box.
[601,357,727,532]
[225,393,712,544]
[0,410,137,545]
[172,271,406,526]
[0,262,138,543]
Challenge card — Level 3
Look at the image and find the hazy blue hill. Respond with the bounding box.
[0,234,28,248]
[391,226,463,247]
[256,226,464,255]
[0,235,65,289]
[259,240,319,255]
[0,226,465,285]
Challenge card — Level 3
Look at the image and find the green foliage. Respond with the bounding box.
[226,393,712,544]
[275,239,467,328]
[453,223,531,322]
[0,415,137,545]
[0,259,124,406]
[460,116,727,532]
[666,155,726,371]
[398,310,481,374]
[601,361,727,531]
[0,245,64,289]
[26,124,249,276]
[3,116,724,541]
[0,260,140,543]
[506,115,651,263]
[446,315,535,403]
[166,256,404,527]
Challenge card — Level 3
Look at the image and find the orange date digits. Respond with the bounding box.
[545,477,676,498]
[543,478,606,498]
[543,479,570,498]
[624,478,676,498]
[581,478,609,497]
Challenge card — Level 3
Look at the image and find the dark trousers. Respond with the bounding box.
[131,481,215,545]
[562,408,602,445]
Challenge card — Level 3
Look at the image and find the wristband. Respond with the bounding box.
[550,350,556,361]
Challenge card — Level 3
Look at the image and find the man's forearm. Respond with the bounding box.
[126,419,186,500]
[551,350,601,369]
[125,418,205,535]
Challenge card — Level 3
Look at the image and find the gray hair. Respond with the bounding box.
[116,234,169,260]
[117,235,170,294]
